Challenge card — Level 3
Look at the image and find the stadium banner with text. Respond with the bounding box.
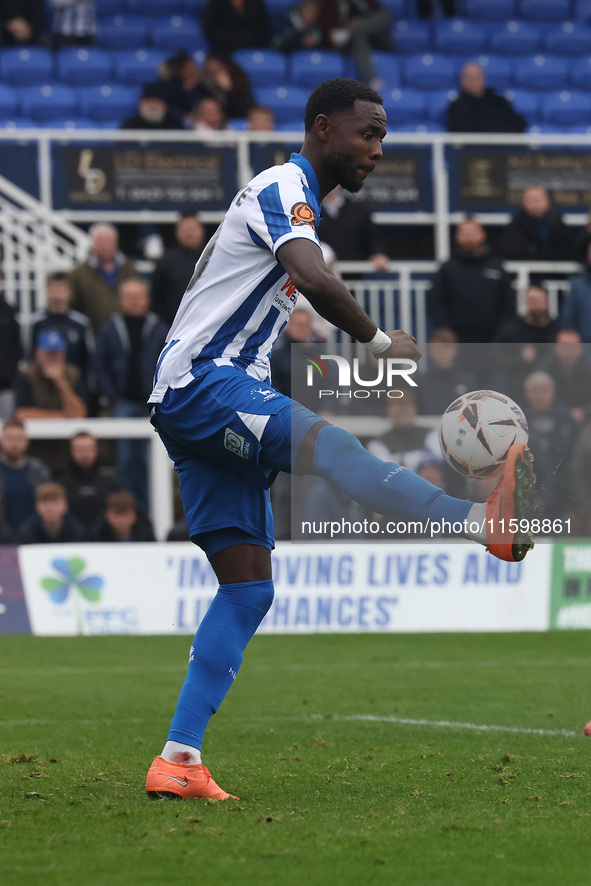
[17,541,551,637]
[52,144,238,210]
[448,146,591,212]
[549,542,591,629]
[0,546,31,635]
[249,144,432,210]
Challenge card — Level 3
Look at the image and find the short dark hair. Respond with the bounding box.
[47,271,68,283]
[304,78,383,133]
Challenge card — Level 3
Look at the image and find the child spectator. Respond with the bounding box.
[90,490,155,542]
[16,481,85,544]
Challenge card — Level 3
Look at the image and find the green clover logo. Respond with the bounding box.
[41,558,104,634]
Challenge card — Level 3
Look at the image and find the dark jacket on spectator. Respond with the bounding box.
[94,311,168,404]
[428,247,516,342]
[0,295,22,392]
[317,0,382,38]
[89,511,156,542]
[15,511,86,544]
[0,455,50,534]
[0,0,47,46]
[317,197,384,261]
[150,244,203,327]
[57,458,120,533]
[446,88,526,134]
[202,0,270,55]
[499,207,573,261]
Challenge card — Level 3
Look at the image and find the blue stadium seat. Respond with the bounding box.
[570,55,591,88]
[543,21,591,55]
[127,0,185,13]
[426,89,458,124]
[39,117,97,129]
[0,48,53,86]
[434,20,487,55]
[402,54,456,90]
[527,122,563,132]
[94,0,122,14]
[380,0,407,14]
[574,0,591,19]
[275,120,305,131]
[395,121,445,132]
[489,21,542,55]
[233,49,288,88]
[372,52,400,88]
[513,55,568,90]
[113,49,168,86]
[463,0,517,19]
[381,88,427,124]
[253,85,309,124]
[288,50,344,88]
[519,0,572,21]
[0,117,36,129]
[56,47,113,86]
[472,55,513,91]
[503,88,540,122]
[0,84,18,118]
[543,90,591,126]
[96,16,149,50]
[392,20,432,55]
[563,124,591,133]
[148,16,204,51]
[19,84,78,122]
[76,84,139,123]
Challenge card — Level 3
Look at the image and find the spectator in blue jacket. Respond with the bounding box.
[560,243,591,342]
[94,278,168,511]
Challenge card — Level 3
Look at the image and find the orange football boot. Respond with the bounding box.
[486,442,536,562]
[146,756,239,800]
[584,720,591,736]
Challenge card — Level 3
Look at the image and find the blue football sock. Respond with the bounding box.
[167,579,274,750]
[313,424,472,527]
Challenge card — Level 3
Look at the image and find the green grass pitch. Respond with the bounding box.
[1,631,591,886]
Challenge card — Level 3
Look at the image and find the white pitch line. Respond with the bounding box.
[324,714,581,738]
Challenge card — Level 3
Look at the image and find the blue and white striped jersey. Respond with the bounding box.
[149,153,322,404]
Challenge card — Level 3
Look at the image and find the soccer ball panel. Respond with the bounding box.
[439,389,528,479]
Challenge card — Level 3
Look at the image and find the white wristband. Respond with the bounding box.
[364,328,392,354]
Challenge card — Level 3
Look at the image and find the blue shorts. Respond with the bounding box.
[151,362,322,555]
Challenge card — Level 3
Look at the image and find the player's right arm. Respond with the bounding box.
[276,238,421,361]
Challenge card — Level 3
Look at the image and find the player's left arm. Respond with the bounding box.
[277,238,420,361]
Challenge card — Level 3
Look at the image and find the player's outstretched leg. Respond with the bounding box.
[485,442,536,562]
[310,425,535,562]
[146,578,274,800]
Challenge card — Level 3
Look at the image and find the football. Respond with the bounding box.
[439,389,529,479]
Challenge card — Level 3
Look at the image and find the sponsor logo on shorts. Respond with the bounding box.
[224,428,250,458]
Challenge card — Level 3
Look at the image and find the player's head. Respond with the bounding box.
[303,78,386,194]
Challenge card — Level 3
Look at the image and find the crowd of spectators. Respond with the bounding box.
[2,1,591,540]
